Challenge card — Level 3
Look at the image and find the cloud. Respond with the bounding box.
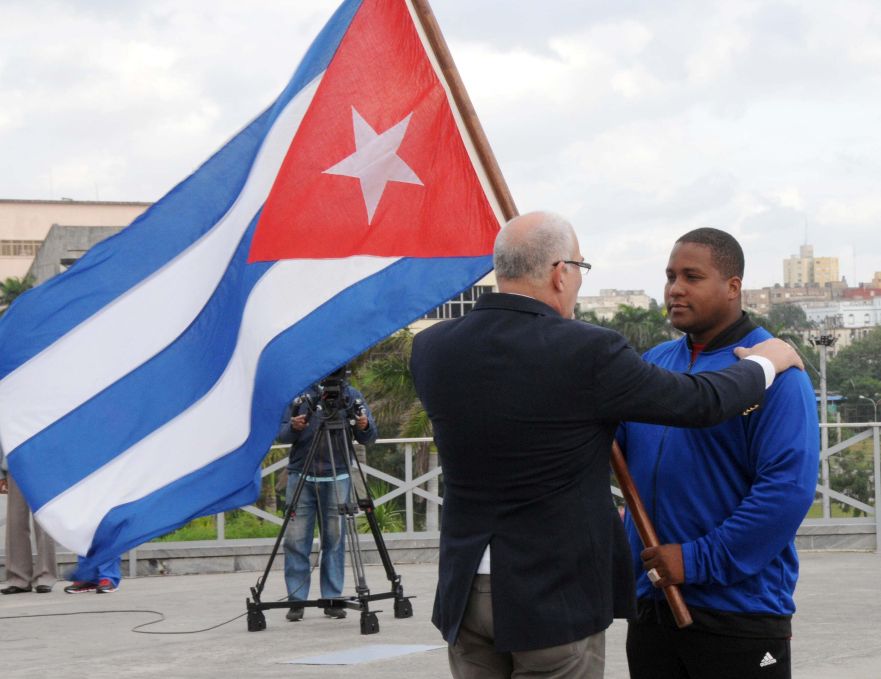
[1,0,879,295]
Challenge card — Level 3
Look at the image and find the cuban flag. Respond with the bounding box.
[0,0,503,566]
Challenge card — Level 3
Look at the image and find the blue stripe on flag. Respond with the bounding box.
[14,214,271,511]
[0,0,363,381]
[79,255,493,564]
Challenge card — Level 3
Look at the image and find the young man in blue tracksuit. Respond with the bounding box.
[619,228,819,679]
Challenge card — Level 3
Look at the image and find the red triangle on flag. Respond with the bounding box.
[248,0,500,262]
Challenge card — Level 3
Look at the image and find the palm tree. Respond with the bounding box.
[351,330,434,528]
[352,330,430,439]
[0,275,34,317]
[605,303,679,354]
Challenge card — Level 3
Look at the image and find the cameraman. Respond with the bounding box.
[277,366,377,621]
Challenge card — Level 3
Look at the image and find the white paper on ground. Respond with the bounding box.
[281,643,445,665]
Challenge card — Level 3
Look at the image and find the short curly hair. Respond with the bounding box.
[676,227,744,279]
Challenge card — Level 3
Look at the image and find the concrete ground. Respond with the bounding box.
[2,551,879,679]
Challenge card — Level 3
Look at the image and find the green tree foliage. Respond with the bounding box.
[350,330,432,483]
[747,308,821,389]
[579,303,679,354]
[829,448,874,517]
[768,303,814,333]
[356,481,405,533]
[0,275,34,317]
[351,330,429,439]
[827,326,881,404]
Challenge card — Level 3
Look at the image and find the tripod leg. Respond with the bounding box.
[347,439,413,619]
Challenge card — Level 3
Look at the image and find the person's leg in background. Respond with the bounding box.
[2,475,37,593]
[316,475,351,618]
[282,472,318,620]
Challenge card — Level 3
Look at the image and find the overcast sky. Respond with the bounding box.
[2,0,880,301]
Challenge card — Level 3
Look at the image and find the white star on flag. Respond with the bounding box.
[324,106,423,224]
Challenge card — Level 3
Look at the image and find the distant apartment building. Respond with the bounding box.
[798,297,881,354]
[0,199,150,281]
[782,244,839,287]
[577,289,653,321]
[801,297,881,329]
[842,285,881,301]
[742,284,840,317]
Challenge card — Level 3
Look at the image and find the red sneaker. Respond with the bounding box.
[95,578,118,594]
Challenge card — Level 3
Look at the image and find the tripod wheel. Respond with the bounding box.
[394,598,413,619]
[360,611,380,635]
[247,607,266,632]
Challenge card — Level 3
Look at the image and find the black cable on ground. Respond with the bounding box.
[0,592,292,635]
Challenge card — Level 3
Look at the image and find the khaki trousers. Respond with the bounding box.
[448,575,605,679]
[4,475,57,589]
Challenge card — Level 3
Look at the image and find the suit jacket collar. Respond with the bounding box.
[474,292,562,318]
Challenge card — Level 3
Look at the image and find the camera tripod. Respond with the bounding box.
[246,399,413,634]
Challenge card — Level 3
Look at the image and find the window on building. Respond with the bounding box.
[0,240,42,257]
[423,285,493,320]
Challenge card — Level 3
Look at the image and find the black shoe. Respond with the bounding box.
[1,585,32,595]
[34,585,53,593]
[324,607,347,619]
[286,606,304,622]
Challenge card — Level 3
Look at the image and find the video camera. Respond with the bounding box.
[292,365,366,425]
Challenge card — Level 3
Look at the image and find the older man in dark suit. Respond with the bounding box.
[410,211,803,679]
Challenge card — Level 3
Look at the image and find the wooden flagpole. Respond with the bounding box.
[409,0,519,221]
[612,441,693,628]
[411,0,689,628]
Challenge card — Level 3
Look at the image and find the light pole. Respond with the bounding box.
[809,333,837,518]
[858,395,879,422]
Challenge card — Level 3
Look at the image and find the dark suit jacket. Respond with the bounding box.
[410,293,766,652]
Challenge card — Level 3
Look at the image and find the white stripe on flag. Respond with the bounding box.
[0,74,324,456]
[35,255,398,555]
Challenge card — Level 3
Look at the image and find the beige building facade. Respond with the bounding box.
[0,199,151,281]
[742,283,841,317]
[577,289,653,321]
[782,244,839,287]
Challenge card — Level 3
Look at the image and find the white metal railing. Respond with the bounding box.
[124,425,880,578]
[18,425,875,577]
[219,425,881,544]
[808,423,880,534]
[230,438,442,539]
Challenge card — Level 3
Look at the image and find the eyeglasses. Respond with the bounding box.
[552,260,592,276]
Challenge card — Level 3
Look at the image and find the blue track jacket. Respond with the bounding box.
[619,323,819,619]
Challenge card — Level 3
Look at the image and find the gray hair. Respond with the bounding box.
[493,212,577,281]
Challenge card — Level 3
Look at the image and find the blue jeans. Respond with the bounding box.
[72,556,121,587]
[283,472,351,602]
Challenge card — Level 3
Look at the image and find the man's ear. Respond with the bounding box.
[551,262,566,292]
[727,276,742,300]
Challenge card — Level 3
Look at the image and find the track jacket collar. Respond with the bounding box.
[686,311,758,354]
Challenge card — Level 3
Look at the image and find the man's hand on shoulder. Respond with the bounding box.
[735,337,804,374]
